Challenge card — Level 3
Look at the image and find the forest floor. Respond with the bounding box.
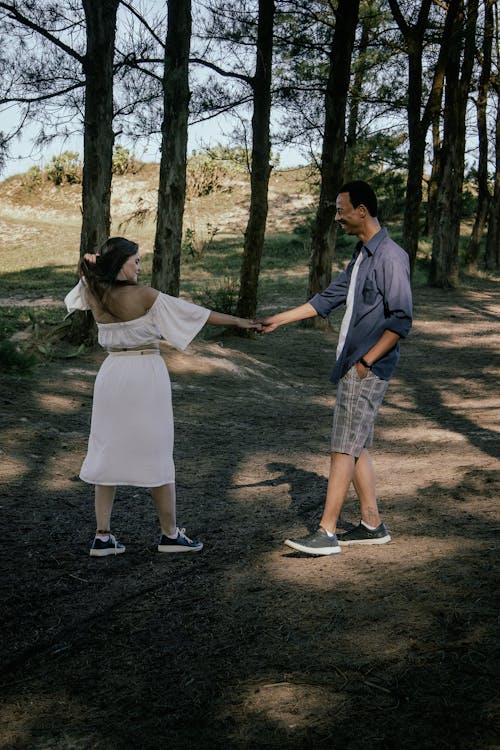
[1,276,499,749]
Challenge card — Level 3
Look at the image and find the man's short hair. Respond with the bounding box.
[339,180,378,217]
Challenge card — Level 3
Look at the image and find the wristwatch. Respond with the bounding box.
[359,357,372,369]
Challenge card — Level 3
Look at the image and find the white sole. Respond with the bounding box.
[284,539,341,555]
[89,548,126,557]
[338,536,391,546]
[157,545,203,553]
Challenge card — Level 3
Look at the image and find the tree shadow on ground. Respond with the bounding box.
[0,284,499,749]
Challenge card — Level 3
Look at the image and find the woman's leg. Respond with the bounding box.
[151,483,177,537]
[94,485,116,533]
[90,485,125,556]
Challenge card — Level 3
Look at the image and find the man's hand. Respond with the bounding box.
[257,315,281,334]
[355,360,370,379]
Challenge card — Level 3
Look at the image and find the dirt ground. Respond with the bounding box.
[0,282,499,750]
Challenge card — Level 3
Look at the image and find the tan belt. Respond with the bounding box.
[107,347,160,356]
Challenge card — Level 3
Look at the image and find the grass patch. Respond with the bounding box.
[0,265,79,300]
[0,306,61,338]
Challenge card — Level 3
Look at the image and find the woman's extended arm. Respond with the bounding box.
[207,311,262,330]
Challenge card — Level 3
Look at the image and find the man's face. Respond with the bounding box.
[335,192,363,235]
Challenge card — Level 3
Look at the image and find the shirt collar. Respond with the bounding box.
[356,227,388,257]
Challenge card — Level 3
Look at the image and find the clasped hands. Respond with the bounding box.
[240,317,280,334]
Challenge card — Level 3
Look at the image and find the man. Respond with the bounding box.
[260,180,413,556]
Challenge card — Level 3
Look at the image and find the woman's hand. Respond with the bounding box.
[238,318,263,331]
[83,253,99,264]
[206,311,261,330]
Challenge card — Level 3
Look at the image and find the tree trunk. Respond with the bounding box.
[389,0,456,276]
[424,113,442,236]
[307,0,360,306]
[80,0,118,256]
[403,45,427,275]
[484,83,500,271]
[464,0,494,270]
[236,0,275,321]
[345,3,370,169]
[429,0,479,288]
[68,0,118,345]
[152,0,191,295]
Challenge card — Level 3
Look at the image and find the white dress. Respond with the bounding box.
[65,280,210,487]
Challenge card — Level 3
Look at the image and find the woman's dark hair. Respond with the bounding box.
[79,236,139,310]
[338,180,378,217]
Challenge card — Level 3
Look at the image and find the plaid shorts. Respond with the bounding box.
[331,365,389,457]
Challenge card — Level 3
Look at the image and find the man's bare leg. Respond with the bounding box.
[320,452,355,533]
[352,448,382,527]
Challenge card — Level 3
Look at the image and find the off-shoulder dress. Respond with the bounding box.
[65,281,210,487]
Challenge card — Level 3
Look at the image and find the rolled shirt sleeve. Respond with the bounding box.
[378,241,413,340]
[309,265,351,318]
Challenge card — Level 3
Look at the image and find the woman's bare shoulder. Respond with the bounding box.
[136,285,160,309]
[100,284,160,321]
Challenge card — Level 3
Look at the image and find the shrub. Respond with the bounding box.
[461,188,477,220]
[182,223,219,258]
[45,151,82,185]
[112,144,138,175]
[0,338,37,373]
[21,165,43,191]
[186,146,249,198]
[195,277,239,315]
[186,154,233,198]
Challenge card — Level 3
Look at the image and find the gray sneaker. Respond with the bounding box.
[337,522,391,545]
[284,529,341,555]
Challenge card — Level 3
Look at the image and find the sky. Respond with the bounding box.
[1,103,306,180]
[0,0,310,180]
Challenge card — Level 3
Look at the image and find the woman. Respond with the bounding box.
[65,236,260,557]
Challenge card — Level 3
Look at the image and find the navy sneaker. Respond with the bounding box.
[90,533,126,557]
[338,522,391,545]
[158,528,203,553]
[284,528,341,555]
[336,517,356,532]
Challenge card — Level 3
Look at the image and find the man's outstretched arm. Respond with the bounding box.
[259,302,318,334]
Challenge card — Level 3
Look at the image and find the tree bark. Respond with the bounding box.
[484,82,500,271]
[424,113,442,236]
[307,0,360,305]
[236,0,275,321]
[80,0,119,257]
[402,29,429,276]
[69,0,119,346]
[465,0,494,270]
[389,0,455,276]
[345,3,371,164]
[152,0,191,295]
[429,0,479,288]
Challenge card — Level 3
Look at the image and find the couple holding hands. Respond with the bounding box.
[65,180,412,559]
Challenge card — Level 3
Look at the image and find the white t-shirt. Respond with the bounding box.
[336,251,363,360]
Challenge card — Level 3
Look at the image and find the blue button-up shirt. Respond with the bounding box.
[309,228,413,384]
